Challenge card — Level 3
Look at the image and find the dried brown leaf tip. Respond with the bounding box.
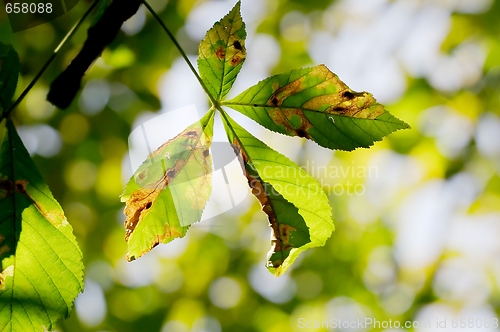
[124,188,161,241]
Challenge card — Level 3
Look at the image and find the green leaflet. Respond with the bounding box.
[220,112,334,276]
[224,64,410,151]
[233,146,311,272]
[121,110,215,261]
[197,1,246,100]
[0,119,84,331]
[0,42,20,114]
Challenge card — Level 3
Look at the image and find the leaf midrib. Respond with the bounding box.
[222,102,403,123]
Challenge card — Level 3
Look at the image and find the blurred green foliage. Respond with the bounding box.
[1,0,500,331]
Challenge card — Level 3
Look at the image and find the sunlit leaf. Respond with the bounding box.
[0,118,84,331]
[197,1,246,100]
[221,112,334,276]
[224,64,410,151]
[121,110,215,261]
[0,42,20,114]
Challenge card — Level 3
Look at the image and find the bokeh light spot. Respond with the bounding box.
[59,113,90,144]
[64,159,98,192]
[209,277,242,309]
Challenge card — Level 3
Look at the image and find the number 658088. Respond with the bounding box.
[5,2,53,14]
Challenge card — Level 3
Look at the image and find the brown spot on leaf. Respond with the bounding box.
[0,180,12,191]
[0,235,11,257]
[296,129,307,138]
[15,180,27,194]
[294,66,386,120]
[203,149,210,157]
[215,46,226,60]
[9,179,67,227]
[0,245,10,257]
[279,224,296,244]
[268,108,313,139]
[230,55,242,66]
[342,91,355,99]
[167,169,176,179]
[124,188,161,241]
[233,41,242,50]
[152,127,204,158]
[267,75,306,107]
[137,169,148,184]
[0,179,13,198]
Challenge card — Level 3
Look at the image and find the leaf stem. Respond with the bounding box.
[142,0,219,108]
[217,107,248,155]
[2,0,101,119]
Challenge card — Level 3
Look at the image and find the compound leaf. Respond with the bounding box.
[122,110,215,261]
[198,1,246,100]
[0,42,20,114]
[224,64,410,151]
[0,118,84,331]
[221,112,334,276]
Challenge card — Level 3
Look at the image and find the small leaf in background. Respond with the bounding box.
[198,1,246,100]
[121,111,215,261]
[221,112,334,276]
[0,119,84,331]
[225,64,410,151]
[0,42,20,114]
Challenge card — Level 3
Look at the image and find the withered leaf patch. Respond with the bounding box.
[224,64,410,151]
[231,141,310,269]
[121,111,215,261]
[222,113,333,276]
